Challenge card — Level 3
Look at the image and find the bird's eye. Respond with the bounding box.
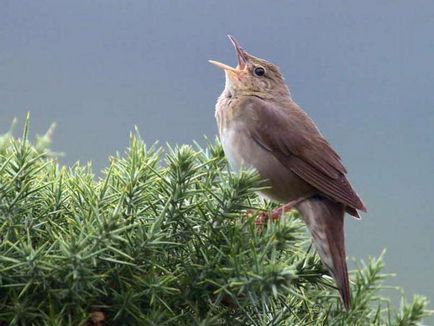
[253,67,265,77]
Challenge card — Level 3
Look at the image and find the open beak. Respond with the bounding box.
[228,35,248,69]
[209,35,248,72]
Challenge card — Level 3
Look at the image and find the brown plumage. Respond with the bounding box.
[209,35,366,310]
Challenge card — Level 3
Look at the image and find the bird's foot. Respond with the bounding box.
[249,197,309,227]
[244,209,285,230]
[254,210,281,226]
[244,209,270,228]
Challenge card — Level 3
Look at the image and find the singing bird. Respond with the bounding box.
[209,35,366,310]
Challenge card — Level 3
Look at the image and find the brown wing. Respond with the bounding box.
[242,96,367,212]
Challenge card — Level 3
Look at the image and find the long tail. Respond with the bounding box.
[296,195,351,310]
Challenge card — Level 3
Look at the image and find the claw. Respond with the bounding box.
[246,196,309,230]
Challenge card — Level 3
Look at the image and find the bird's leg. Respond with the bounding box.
[255,196,309,226]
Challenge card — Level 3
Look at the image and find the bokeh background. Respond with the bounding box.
[1,1,433,305]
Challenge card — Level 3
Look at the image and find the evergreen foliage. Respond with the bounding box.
[0,120,430,325]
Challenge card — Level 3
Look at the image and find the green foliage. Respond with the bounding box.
[0,121,431,325]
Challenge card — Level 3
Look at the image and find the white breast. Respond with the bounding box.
[220,128,243,171]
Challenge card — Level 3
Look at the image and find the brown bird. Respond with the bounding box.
[209,35,366,310]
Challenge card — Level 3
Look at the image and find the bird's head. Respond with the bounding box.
[209,35,290,99]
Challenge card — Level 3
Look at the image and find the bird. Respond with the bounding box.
[209,35,367,310]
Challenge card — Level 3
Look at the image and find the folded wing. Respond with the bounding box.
[243,96,366,213]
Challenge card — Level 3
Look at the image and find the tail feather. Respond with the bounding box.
[296,196,351,310]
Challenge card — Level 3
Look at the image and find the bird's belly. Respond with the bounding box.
[220,127,314,203]
[220,128,246,172]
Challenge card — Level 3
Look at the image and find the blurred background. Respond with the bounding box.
[1,0,433,305]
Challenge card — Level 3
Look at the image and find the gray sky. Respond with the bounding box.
[1,0,433,304]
